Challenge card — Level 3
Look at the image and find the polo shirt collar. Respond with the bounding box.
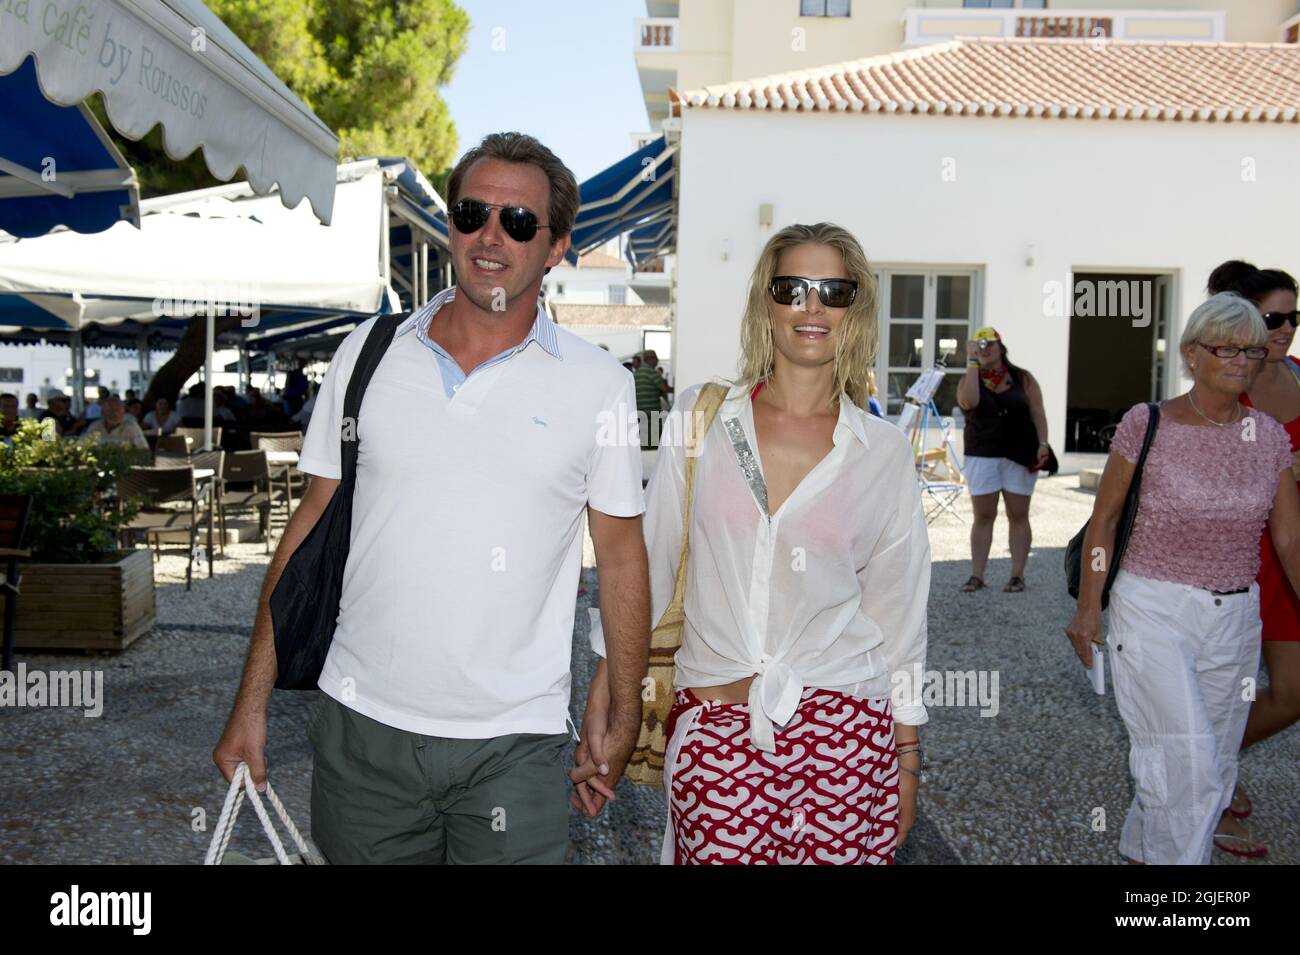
[396,285,562,361]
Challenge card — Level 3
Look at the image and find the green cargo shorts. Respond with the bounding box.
[306,693,571,864]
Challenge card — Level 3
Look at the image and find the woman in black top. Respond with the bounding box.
[955,327,1050,592]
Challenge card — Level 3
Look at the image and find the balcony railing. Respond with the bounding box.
[903,8,1226,47]
[1017,16,1113,39]
[635,17,678,53]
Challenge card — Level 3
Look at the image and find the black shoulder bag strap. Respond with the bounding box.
[269,312,405,690]
[1103,401,1160,604]
[341,313,404,481]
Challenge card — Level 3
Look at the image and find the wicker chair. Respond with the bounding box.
[117,466,214,591]
[250,432,305,521]
[221,450,275,554]
[176,426,222,450]
[156,433,191,456]
[190,449,226,556]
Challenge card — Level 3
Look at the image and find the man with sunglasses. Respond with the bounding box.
[215,132,649,864]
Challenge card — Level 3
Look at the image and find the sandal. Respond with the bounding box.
[960,576,985,593]
[1004,576,1026,593]
[1229,783,1251,820]
[1213,832,1268,859]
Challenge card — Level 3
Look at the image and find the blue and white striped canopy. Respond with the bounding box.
[0,57,140,239]
[566,136,675,265]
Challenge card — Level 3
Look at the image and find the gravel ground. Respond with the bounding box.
[1,475,1295,864]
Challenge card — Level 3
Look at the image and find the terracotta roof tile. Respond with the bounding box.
[681,37,1300,123]
[551,304,671,328]
[576,251,627,270]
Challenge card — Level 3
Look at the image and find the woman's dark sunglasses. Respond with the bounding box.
[1262,310,1299,331]
[450,198,551,243]
[769,276,858,309]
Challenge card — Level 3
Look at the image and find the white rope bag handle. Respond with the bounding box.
[204,762,323,865]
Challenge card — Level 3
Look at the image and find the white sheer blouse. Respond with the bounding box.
[593,382,930,751]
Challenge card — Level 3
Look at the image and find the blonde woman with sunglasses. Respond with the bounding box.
[574,223,930,864]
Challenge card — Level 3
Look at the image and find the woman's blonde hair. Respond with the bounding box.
[737,222,880,411]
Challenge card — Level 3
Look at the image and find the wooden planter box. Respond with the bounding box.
[14,549,156,652]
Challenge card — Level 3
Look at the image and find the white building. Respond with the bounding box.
[0,341,176,404]
[670,37,1300,451]
[635,0,1297,128]
[543,246,646,306]
[542,243,674,367]
[552,302,673,370]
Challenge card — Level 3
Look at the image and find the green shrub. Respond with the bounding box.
[0,420,147,564]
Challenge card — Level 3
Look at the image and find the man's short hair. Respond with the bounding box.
[446,132,580,241]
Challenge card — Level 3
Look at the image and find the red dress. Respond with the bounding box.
[1241,355,1300,642]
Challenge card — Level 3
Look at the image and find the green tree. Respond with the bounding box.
[117,0,469,407]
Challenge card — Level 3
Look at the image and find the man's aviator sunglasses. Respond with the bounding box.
[769,276,858,309]
[450,198,551,243]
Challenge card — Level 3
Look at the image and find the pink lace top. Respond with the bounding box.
[1111,402,1292,591]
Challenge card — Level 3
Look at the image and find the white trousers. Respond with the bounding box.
[1106,570,1261,865]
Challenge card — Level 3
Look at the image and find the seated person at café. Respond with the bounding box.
[214,388,237,423]
[83,386,109,422]
[142,397,181,435]
[178,384,206,426]
[0,393,20,438]
[40,395,82,436]
[82,397,149,451]
[20,393,42,419]
[125,399,145,423]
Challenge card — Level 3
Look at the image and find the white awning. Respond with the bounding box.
[0,161,389,322]
[0,0,339,224]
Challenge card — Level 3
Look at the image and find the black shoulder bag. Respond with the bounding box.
[1064,402,1159,610]
[270,314,403,690]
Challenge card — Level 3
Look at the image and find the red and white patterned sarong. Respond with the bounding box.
[664,686,899,865]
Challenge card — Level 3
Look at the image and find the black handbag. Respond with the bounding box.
[1064,402,1159,610]
[270,314,403,690]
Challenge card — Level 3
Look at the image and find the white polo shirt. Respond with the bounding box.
[298,288,644,738]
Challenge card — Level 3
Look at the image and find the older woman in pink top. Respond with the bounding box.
[1066,292,1300,865]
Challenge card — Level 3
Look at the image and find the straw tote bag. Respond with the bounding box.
[624,382,727,787]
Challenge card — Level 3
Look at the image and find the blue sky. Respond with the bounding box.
[443,0,651,182]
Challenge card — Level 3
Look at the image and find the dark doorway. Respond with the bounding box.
[1065,272,1168,453]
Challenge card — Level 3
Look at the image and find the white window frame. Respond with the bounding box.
[875,267,984,417]
[799,0,851,18]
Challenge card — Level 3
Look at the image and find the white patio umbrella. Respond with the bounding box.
[0,0,338,225]
[0,163,393,446]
